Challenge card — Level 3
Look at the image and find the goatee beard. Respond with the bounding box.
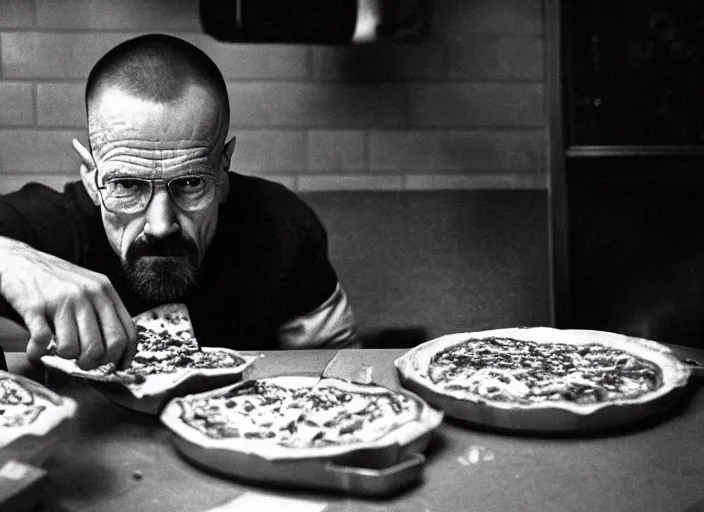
[122,232,199,309]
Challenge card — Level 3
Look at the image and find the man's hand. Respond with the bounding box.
[0,237,136,369]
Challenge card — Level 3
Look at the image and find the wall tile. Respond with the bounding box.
[447,36,544,81]
[1,33,132,79]
[1,32,308,81]
[0,130,87,172]
[308,131,366,172]
[441,130,545,171]
[371,130,545,172]
[410,83,545,127]
[36,0,200,30]
[433,0,544,36]
[186,36,310,79]
[37,83,86,127]
[226,130,307,172]
[0,0,34,28]
[312,43,443,81]
[405,173,548,190]
[227,83,407,127]
[0,83,33,125]
[0,0,550,192]
[371,131,442,171]
[298,175,403,191]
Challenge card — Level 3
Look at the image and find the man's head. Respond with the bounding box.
[75,34,236,308]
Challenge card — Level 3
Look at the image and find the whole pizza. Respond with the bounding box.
[161,375,442,494]
[0,371,77,466]
[395,327,696,433]
[41,304,260,414]
[161,375,443,460]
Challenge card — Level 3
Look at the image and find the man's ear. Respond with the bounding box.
[222,136,236,172]
[218,136,236,202]
[73,138,100,206]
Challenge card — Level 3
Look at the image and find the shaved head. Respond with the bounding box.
[79,34,236,307]
[85,34,229,126]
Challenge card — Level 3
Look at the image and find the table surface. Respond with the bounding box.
[5,346,704,512]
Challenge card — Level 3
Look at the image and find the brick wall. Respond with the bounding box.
[0,0,547,193]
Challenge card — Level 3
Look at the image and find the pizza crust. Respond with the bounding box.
[160,375,444,461]
[0,371,77,466]
[42,348,260,415]
[394,327,694,432]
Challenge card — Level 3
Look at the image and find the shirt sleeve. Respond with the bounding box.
[277,283,359,349]
[0,183,87,322]
[0,183,86,263]
[271,188,358,348]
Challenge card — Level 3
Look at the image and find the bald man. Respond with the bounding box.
[0,34,357,369]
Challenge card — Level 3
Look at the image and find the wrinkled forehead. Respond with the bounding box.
[88,84,228,165]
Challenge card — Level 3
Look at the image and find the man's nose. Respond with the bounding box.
[143,186,180,237]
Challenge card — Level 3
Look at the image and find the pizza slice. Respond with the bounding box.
[41,304,260,414]
[0,371,77,466]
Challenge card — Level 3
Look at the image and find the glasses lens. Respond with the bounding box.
[103,179,152,213]
[168,176,215,211]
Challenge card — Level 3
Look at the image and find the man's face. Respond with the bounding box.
[85,84,230,306]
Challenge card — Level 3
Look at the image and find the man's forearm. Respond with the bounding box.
[0,237,31,351]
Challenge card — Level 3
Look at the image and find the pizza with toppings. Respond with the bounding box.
[41,304,259,414]
[1,375,47,428]
[427,337,661,405]
[161,375,443,460]
[395,327,694,432]
[0,371,77,465]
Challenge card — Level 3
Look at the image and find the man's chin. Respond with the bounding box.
[123,256,197,307]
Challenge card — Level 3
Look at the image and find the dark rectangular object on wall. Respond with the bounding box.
[200,0,430,44]
[564,0,704,145]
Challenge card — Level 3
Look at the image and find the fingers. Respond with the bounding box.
[54,277,133,370]
[74,302,105,369]
[104,284,137,346]
[103,287,138,369]
[53,302,80,360]
[1,244,135,369]
[92,294,132,368]
[25,313,56,365]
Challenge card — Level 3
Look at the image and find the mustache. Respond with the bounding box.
[126,232,198,264]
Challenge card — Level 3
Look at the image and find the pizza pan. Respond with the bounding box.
[169,433,427,496]
[0,371,77,466]
[394,327,703,434]
[42,348,260,416]
[160,375,444,496]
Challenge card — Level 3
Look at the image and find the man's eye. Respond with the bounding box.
[172,177,206,191]
[107,179,147,196]
[182,177,204,188]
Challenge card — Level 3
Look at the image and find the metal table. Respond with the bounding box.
[5,347,704,512]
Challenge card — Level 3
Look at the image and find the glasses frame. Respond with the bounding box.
[94,171,222,215]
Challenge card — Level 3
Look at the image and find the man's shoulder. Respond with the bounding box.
[226,173,322,227]
[0,180,93,213]
[0,180,96,262]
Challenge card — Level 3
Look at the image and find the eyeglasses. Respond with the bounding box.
[95,173,221,214]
